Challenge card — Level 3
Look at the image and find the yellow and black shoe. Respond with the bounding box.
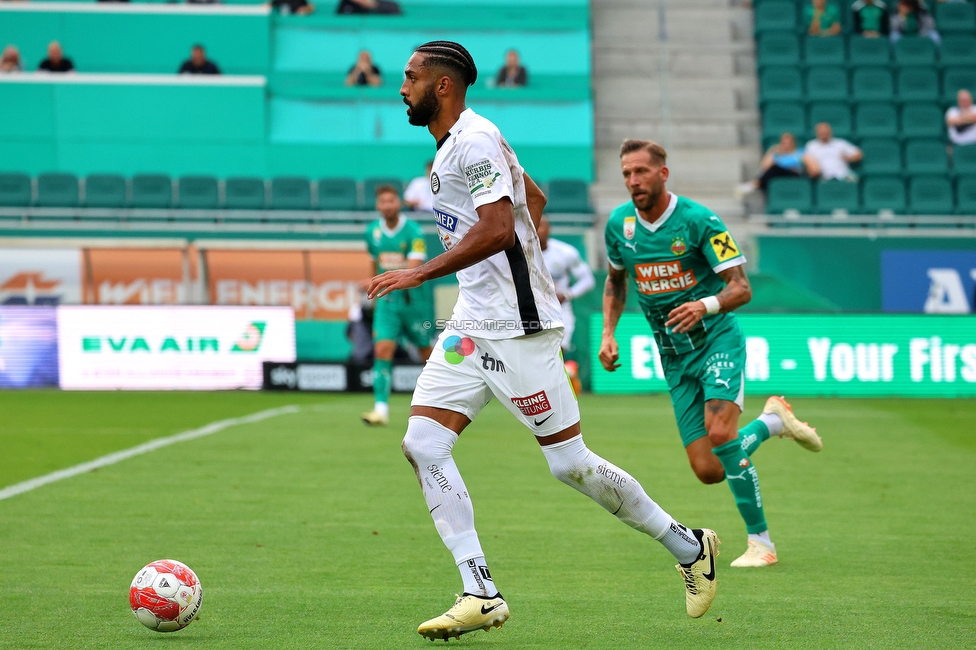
[676,528,720,618]
[417,593,509,641]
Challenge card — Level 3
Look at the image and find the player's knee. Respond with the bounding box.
[706,426,736,448]
[693,464,726,484]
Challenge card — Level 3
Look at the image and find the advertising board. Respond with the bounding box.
[0,248,82,305]
[87,248,194,305]
[0,307,59,388]
[881,250,976,314]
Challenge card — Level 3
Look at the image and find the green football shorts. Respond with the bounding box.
[373,297,434,349]
[660,323,746,448]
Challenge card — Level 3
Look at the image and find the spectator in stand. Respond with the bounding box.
[735,132,806,197]
[803,122,863,181]
[806,0,842,37]
[178,45,220,75]
[0,45,23,73]
[946,89,976,146]
[38,42,74,73]
[495,50,528,87]
[336,0,401,14]
[271,0,315,15]
[345,50,381,87]
[890,0,940,44]
[403,160,435,213]
[852,0,890,37]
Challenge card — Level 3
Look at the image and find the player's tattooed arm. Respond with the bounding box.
[523,172,547,231]
[599,266,629,372]
[665,264,752,334]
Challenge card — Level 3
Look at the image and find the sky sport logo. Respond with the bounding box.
[81,321,267,354]
[442,335,476,364]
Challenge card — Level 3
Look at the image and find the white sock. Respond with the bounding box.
[459,556,498,597]
[401,417,487,585]
[540,435,701,565]
[758,412,783,436]
[748,530,774,549]
[374,401,389,418]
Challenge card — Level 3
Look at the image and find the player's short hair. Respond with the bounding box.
[374,184,400,198]
[619,139,667,166]
[415,40,478,87]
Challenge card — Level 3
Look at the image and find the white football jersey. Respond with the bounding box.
[542,238,595,301]
[430,108,562,340]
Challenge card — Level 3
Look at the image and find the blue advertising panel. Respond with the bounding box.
[881,250,976,313]
[0,307,59,388]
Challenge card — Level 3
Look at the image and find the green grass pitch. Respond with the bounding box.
[1,390,974,649]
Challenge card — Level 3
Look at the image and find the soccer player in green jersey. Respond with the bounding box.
[361,185,435,426]
[599,140,823,567]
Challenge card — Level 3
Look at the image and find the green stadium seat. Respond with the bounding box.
[758,33,801,67]
[762,102,807,141]
[767,177,813,214]
[935,2,976,34]
[900,103,945,139]
[952,144,976,176]
[851,66,894,102]
[897,67,940,103]
[893,36,937,67]
[908,176,954,214]
[317,178,359,211]
[270,177,311,210]
[809,102,853,138]
[861,176,906,214]
[904,139,950,176]
[177,176,218,210]
[131,174,172,209]
[943,66,976,102]
[760,66,804,103]
[546,179,592,213]
[955,175,976,214]
[806,66,848,101]
[0,173,31,207]
[804,36,846,66]
[363,178,404,207]
[940,35,976,68]
[855,102,899,138]
[755,2,799,35]
[858,138,903,176]
[815,179,860,214]
[84,174,126,208]
[225,178,266,210]
[36,173,79,208]
[849,36,891,67]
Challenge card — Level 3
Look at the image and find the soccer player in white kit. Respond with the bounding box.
[368,41,720,641]
[538,216,596,352]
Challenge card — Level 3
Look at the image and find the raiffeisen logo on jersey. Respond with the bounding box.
[80,321,267,354]
[633,261,698,295]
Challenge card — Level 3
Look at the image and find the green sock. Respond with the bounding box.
[738,419,770,457]
[713,437,767,534]
[373,358,392,407]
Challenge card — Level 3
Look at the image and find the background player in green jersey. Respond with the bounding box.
[599,140,823,567]
[362,185,435,426]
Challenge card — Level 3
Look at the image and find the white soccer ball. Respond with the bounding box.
[129,559,203,632]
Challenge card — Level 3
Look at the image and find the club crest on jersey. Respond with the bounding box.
[434,208,459,233]
[671,237,687,256]
[372,228,381,244]
[623,216,636,240]
[430,172,440,194]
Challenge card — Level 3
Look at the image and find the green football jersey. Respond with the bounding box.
[365,216,427,303]
[605,193,746,355]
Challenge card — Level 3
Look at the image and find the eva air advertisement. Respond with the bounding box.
[590,314,976,398]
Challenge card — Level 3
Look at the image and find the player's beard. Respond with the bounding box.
[405,85,440,127]
[632,179,664,211]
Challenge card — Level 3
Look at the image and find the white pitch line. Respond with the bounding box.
[0,405,300,502]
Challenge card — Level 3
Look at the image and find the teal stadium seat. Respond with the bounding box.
[0,173,31,207]
[131,175,172,209]
[758,33,801,67]
[36,173,79,208]
[806,66,848,101]
[862,176,906,213]
[859,139,903,176]
[935,2,976,34]
[908,176,954,214]
[84,174,126,208]
[760,66,804,103]
[546,179,592,213]
[363,178,404,207]
[955,175,976,214]
[893,36,937,67]
[900,103,944,139]
[849,36,891,67]
[940,35,976,67]
[897,67,940,103]
[855,102,899,138]
[952,144,976,176]
[177,176,219,209]
[816,179,860,214]
[755,2,799,35]
[809,102,853,138]
[762,102,807,141]
[804,36,846,66]
[851,66,894,102]
[943,67,976,102]
[317,178,359,211]
[271,177,311,210]
[225,178,266,210]
[767,177,813,214]
[903,139,950,176]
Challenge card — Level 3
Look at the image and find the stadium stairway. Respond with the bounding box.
[590,0,759,220]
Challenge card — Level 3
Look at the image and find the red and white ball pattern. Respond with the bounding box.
[129,559,203,632]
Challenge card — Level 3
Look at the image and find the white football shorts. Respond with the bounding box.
[412,328,580,437]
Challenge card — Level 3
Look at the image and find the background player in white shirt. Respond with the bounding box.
[367,40,720,641]
[538,216,595,351]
